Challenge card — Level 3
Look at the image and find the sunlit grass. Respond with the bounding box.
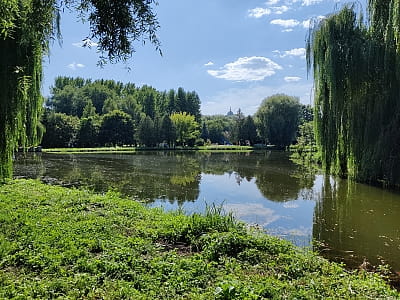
[0,180,397,299]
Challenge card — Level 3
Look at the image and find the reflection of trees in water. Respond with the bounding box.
[313,176,400,272]
[200,151,315,202]
[14,151,316,205]
[15,152,201,205]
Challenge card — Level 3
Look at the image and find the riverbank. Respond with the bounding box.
[0,180,398,299]
[42,145,260,154]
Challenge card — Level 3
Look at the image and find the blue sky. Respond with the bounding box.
[43,0,350,115]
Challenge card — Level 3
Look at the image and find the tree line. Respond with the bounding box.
[42,78,312,149]
[42,77,201,147]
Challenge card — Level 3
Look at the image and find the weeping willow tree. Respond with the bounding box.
[0,0,160,180]
[307,1,400,187]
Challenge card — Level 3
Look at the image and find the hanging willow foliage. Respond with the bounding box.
[0,0,160,180]
[307,1,400,187]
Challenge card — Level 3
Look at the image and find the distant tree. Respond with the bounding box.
[186,91,201,122]
[137,116,156,146]
[82,84,117,114]
[82,101,97,119]
[160,115,176,146]
[41,112,79,148]
[170,112,199,146]
[176,88,187,112]
[102,97,119,114]
[47,85,76,116]
[200,122,209,141]
[166,89,176,114]
[207,119,225,144]
[120,95,141,124]
[232,109,245,145]
[255,94,301,148]
[98,110,135,146]
[242,116,258,145]
[76,117,100,147]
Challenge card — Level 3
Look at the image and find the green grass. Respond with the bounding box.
[43,145,257,154]
[0,180,398,299]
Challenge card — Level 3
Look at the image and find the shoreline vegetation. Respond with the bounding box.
[1,180,398,299]
[41,145,264,154]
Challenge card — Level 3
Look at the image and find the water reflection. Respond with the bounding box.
[313,175,400,272]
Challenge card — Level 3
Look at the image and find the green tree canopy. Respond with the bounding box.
[99,110,135,146]
[137,115,156,147]
[255,94,301,148]
[41,112,80,148]
[170,112,200,146]
[160,115,176,146]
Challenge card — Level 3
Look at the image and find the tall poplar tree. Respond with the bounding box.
[0,0,160,179]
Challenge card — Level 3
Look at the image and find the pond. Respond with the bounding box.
[13,151,400,275]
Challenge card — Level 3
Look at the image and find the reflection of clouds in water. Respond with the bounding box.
[269,226,312,237]
[283,202,299,209]
[224,203,280,227]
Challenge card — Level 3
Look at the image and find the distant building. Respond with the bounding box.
[226,107,234,117]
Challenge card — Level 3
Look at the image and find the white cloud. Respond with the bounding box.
[224,203,280,227]
[67,62,85,70]
[272,5,290,14]
[270,19,300,28]
[266,0,280,5]
[282,28,294,32]
[204,61,214,67]
[284,76,302,82]
[273,48,306,59]
[248,7,272,18]
[302,0,323,6]
[72,39,98,48]
[248,5,289,18]
[207,56,282,82]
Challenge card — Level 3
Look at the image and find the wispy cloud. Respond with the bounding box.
[273,5,290,14]
[204,61,214,67]
[302,0,323,6]
[284,76,302,82]
[207,56,282,82]
[248,5,290,18]
[270,17,325,31]
[270,19,300,28]
[274,48,306,59]
[248,7,272,18]
[67,62,85,70]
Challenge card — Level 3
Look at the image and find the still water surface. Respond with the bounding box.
[14,151,400,273]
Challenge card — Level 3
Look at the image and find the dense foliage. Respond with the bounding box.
[43,77,202,147]
[0,0,159,179]
[201,112,259,146]
[255,94,301,148]
[307,1,400,186]
[0,180,398,298]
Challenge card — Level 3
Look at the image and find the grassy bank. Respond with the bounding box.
[0,180,398,299]
[42,145,258,154]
